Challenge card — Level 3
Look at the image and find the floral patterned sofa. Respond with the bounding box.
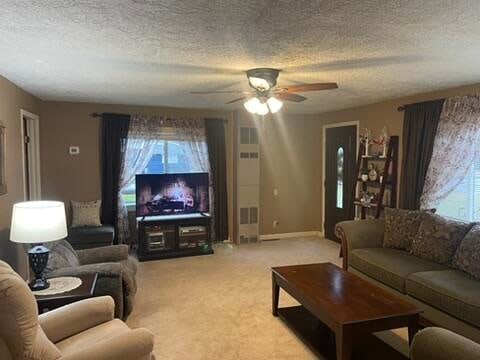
[337,209,480,343]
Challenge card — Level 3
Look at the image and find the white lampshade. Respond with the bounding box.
[10,201,68,244]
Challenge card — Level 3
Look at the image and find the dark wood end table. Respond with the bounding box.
[272,263,421,360]
[35,273,98,313]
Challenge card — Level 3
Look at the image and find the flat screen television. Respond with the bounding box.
[135,173,209,217]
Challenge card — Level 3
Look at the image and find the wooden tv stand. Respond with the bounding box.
[137,213,213,261]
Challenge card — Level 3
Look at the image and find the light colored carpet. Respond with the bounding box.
[127,237,409,359]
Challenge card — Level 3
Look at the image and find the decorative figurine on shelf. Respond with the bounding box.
[360,128,372,157]
[374,126,390,158]
[368,163,378,181]
[360,191,375,205]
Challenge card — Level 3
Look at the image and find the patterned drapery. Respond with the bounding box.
[420,95,480,209]
[116,114,210,243]
[117,136,159,242]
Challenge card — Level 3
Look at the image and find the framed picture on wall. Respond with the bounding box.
[0,122,6,195]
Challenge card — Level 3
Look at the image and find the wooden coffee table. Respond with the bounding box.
[272,263,421,360]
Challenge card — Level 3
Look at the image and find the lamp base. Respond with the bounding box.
[29,277,50,291]
[28,245,50,291]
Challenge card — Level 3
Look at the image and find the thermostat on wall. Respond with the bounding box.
[69,146,80,155]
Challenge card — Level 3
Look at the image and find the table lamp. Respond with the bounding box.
[10,201,68,290]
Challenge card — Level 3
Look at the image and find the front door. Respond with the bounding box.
[324,125,357,241]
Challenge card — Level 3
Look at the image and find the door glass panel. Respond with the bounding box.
[336,147,344,208]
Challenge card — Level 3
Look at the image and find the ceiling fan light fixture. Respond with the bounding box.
[256,101,269,116]
[248,76,271,91]
[243,97,269,115]
[267,97,283,113]
[244,97,261,113]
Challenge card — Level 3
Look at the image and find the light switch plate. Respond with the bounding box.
[69,146,80,155]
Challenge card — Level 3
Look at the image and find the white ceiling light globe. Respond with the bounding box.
[248,76,271,91]
[267,97,283,113]
[256,102,269,116]
[244,97,261,114]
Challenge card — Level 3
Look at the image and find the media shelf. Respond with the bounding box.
[137,213,213,261]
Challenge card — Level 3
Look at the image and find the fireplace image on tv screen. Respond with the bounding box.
[136,173,209,217]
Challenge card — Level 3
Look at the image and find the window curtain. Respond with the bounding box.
[205,118,229,242]
[100,113,130,244]
[420,94,480,209]
[117,115,210,243]
[116,118,159,242]
[399,99,444,210]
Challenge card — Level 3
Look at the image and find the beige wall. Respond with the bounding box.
[0,75,40,276]
[39,102,321,239]
[40,102,235,238]
[39,81,480,241]
[6,79,479,253]
[316,82,480,230]
[259,112,322,235]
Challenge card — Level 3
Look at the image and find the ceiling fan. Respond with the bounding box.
[191,68,338,115]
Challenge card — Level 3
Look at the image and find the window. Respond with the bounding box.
[336,147,344,209]
[436,157,480,222]
[121,140,197,205]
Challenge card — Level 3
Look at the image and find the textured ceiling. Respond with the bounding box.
[1,1,480,113]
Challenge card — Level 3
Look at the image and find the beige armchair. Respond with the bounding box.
[0,260,155,360]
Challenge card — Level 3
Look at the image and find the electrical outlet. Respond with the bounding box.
[273,220,279,228]
[69,146,80,155]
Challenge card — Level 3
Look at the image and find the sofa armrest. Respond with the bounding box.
[410,327,480,360]
[46,262,123,278]
[60,328,154,360]
[39,296,114,343]
[336,219,384,270]
[77,245,129,265]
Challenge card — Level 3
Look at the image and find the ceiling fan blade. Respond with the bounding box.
[277,82,338,93]
[276,92,307,102]
[226,96,247,104]
[190,90,252,95]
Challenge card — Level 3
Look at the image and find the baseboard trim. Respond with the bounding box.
[259,231,323,241]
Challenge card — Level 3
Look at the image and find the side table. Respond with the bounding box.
[35,273,98,313]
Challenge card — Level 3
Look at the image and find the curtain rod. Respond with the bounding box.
[397,98,446,112]
[91,112,228,122]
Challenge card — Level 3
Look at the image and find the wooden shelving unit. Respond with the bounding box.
[350,136,399,219]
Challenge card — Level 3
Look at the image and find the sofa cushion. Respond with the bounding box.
[453,224,480,279]
[406,270,480,328]
[383,208,428,251]
[350,248,449,293]
[411,212,473,265]
[67,225,115,250]
[71,200,102,227]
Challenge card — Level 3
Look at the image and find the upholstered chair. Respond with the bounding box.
[44,240,137,319]
[0,260,155,360]
[410,327,480,360]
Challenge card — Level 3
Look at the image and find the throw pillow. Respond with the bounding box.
[45,240,80,272]
[71,200,102,227]
[383,208,428,251]
[411,212,473,265]
[453,224,480,279]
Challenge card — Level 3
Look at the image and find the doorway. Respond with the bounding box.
[323,123,357,241]
[20,110,41,200]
